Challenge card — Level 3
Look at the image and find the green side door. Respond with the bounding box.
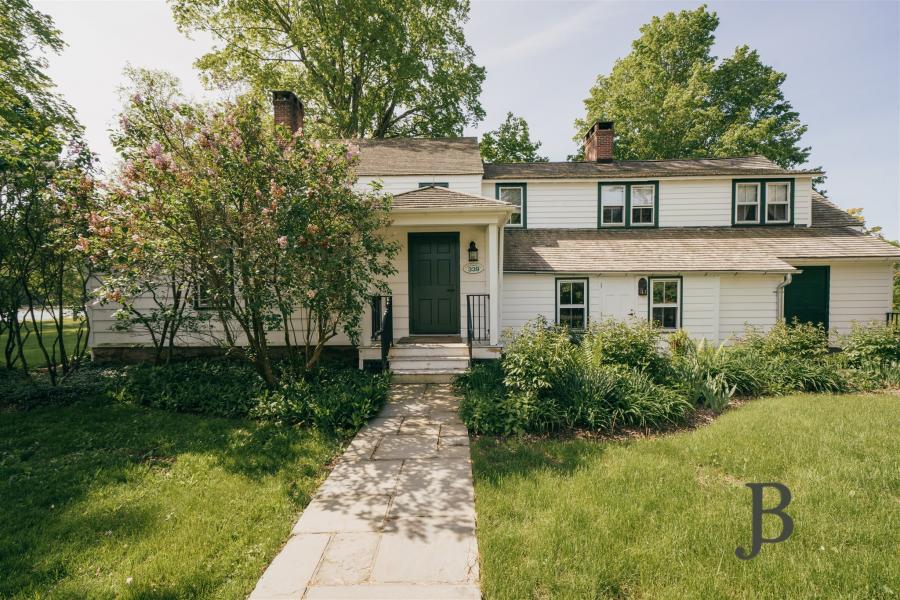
[408,233,460,335]
[784,265,830,329]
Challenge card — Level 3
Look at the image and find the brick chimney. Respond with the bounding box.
[584,121,614,162]
[272,90,303,133]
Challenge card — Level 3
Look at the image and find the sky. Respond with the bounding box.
[35,0,900,238]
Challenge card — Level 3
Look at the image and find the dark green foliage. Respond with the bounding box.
[0,366,120,409]
[252,368,390,434]
[457,318,900,436]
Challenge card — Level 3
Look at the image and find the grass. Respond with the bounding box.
[471,393,900,599]
[0,318,87,368]
[0,396,342,599]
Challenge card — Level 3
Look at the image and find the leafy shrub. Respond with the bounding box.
[743,320,829,361]
[502,317,577,399]
[671,340,736,412]
[842,323,900,369]
[252,368,390,434]
[0,366,121,409]
[454,361,509,435]
[581,319,670,381]
[119,360,264,417]
[604,366,693,429]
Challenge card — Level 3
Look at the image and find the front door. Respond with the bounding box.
[409,232,460,335]
[784,265,830,329]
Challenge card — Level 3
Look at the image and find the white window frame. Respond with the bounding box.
[766,182,791,224]
[556,278,588,331]
[735,182,761,224]
[499,185,524,227]
[630,184,655,227]
[649,277,680,331]
[600,184,626,226]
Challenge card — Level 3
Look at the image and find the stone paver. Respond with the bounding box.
[250,384,479,600]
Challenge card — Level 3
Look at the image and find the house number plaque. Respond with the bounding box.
[463,263,483,274]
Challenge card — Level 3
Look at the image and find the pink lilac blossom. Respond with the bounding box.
[277,236,288,249]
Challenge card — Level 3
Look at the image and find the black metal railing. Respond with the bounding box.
[466,294,490,359]
[371,295,393,368]
[887,312,899,328]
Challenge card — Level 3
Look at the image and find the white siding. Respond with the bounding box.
[658,179,732,227]
[681,275,720,341]
[357,175,482,196]
[719,274,782,341]
[793,177,812,226]
[827,261,893,335]
[482,181,598,228]
[500,273,556,336]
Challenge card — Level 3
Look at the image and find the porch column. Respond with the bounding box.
[488,223,500,345]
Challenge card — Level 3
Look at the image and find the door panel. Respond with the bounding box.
[409,233,460,334]
[784,266,829,329]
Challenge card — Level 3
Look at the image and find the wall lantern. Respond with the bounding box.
[468,241,479,262]
[638,277,648,296]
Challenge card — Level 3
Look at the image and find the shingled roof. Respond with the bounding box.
[391,185,512,211]
[810,191,861,228]
[503,227,900,273]
[353,138,483,177]
[483,156,821,180]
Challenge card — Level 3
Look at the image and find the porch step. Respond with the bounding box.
[391,370,465,384]
[389,343,469,358]
[389,357,470,371]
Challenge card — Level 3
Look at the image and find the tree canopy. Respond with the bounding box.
[574,5,810,168]
[169,0,486,139]
[479,112,547,163]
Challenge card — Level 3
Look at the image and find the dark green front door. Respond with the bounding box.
[784,266,830,329]
[409,232,460,335]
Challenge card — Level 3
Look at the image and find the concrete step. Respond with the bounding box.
[390,344,470,358]
[391,370,466,384]
[389,357,470,371]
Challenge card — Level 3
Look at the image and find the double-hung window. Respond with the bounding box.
[498,184,525,227]
[766,182,790,223]
[600,184,626,226]
[557,278,587,330]
[735,183,760,224]
[650,278,680,331]
[630,184,655,225]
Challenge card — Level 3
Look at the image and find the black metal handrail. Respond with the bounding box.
[371,295,393,368]
[466,294,490,360]
[887,312,899,328]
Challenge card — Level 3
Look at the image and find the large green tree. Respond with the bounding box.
[574,5,809,167]
[169,0,486,138]
[480,112,547,163]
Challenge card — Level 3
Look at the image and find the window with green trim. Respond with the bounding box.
[557,278,587,330]
[599,181,658,228]
[766,182,790,223]
[631,184,655,225]
[735,182,760,224]
[600,184,625,225]
[650,278,680,330]
[499,185,525,227]
[419,182,449,188]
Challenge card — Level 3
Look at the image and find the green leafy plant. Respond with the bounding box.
[581,319,670,382]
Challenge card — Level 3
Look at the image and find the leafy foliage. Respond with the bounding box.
[573,6,809,168]
[479,112,547,163]
[93,69,398,384]
[170,0,485,138]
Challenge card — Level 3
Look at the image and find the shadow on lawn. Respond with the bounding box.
[0,395,341,598]
[471,435,620,485]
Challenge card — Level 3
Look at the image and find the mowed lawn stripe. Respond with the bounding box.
[471,393,900,599]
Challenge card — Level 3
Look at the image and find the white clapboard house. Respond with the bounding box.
[88,92,900,380]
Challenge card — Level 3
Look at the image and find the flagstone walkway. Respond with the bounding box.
[250,384,480,600]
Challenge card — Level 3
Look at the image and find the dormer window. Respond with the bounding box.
[631,184,655,225]
[600,184,625,226]
[599,181,658,228]
[766,182,790,223]
[497,183,526,227]
[732,179,794,225]
[735,182,760,224]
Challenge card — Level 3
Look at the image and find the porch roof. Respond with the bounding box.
[391,185,514,212]
[504,227,900,273]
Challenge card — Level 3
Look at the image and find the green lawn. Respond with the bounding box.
[472,393,900,599]
[1,318,86,368]
[0,398,341,598]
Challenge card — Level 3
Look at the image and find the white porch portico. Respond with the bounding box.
[360,186,511,377]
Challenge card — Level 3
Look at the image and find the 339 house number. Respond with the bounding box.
[463,263,482,274]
